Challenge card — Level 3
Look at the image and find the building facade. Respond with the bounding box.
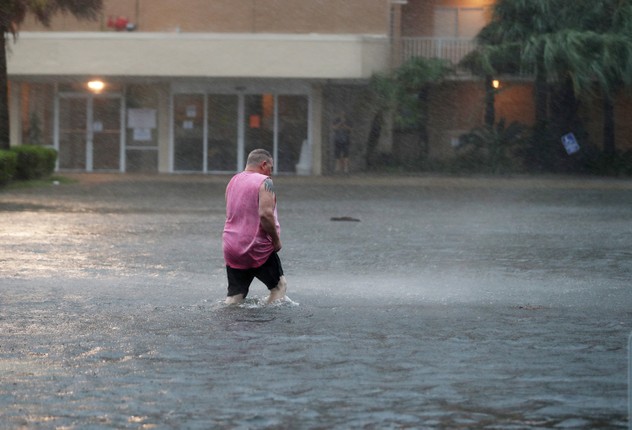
[9,0,628,175]
[8,0,395,175]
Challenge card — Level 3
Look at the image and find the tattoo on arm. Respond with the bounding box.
[263,178,275,194]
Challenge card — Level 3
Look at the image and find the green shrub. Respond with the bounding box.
[458,119,527,174]
[0,150,18,185]
[12,145,58,180]
[580,150,632,176]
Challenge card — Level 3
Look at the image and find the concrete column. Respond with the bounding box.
[390,2,404,69]
[157,84,171,173]
[9,82,21,147]
[310,85,323,175]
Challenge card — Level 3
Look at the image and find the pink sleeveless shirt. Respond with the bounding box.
[222,171,279,269]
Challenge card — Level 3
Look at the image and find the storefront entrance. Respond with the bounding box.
[23,82,313,174]
[57,93,123,171]
[173,93,309,174]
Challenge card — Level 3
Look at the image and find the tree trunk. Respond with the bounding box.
[0,30,10,150]
[533,53,548,140]
[527,52,550,171]
[553,76,580,135]
[365,110,383,168]
[603,95,616,155]
[484,75,495,128]
[417,86,429,160]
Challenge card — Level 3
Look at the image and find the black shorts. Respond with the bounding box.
[335,139,350,158]
[226,252,284,298]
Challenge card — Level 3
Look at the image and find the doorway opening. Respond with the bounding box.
[57,93,124,172]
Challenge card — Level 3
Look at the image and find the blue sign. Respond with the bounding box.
[561,133,580,155]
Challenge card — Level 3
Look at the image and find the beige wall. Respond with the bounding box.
[8,33,389,80]
[20,0,389,35]
[402,0,494,37]
[494,82,535,125]
[423,79,535,159]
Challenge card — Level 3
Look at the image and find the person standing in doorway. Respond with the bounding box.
[222,148,288,305]
[332,111,352,174]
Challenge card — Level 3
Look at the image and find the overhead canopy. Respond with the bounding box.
[8,32,389,80]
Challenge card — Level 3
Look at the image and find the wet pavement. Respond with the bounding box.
[1,173,631,429]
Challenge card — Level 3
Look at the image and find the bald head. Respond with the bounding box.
[245,149,274,176]
[246,149,272,167]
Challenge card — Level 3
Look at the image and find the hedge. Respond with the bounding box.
[12,145,58,180]
[0,150,17,185]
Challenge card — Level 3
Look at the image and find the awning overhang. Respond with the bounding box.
[8,32,390,80]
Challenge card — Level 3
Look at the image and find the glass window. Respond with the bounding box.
[277,95,308,174]
[18,83,55,147]
[244,94,274,158]
[207,95,238,172]
[174,94,204,171]
[58,96,87,170]
[459,8,486,38]
[58,82,123,93]
[173,91,310,174]
[434,7,485,38]
[92,96,121,171]
[126,84,160,173]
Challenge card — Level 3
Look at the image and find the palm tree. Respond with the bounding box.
[522,2,632,157]
[0,0,103,150]
[459,35,521,128]
[478,0,564,169]
[368,57,451,167]
[393,57,452,160]
[472,0,632,170]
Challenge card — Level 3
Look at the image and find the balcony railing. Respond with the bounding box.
[399,37,477,66]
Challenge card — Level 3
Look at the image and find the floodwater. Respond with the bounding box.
[1,173,631,429]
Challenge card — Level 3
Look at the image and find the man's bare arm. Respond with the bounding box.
[259,178,281,251]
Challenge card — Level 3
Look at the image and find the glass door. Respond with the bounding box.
[58,94,122,171]
[277,95,308,174]
[92,96,122,171]
[244,94,309,174]
[173,94,204,171]
[58,96,88,170]
[207,95,238,172]
[172,91,310,174]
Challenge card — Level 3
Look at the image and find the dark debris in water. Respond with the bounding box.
[330,216,361,222]
[513,305,547,311]
[234,317,277,323]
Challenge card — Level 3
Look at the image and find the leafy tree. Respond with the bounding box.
[473,0,566,170]
[0,0,102,150]
[365,73,398,167]
[539,31,632,154]
[459,47,520,129]
[483,0,558,134]
[523,2,632,162]
[471,0,632,170]
[368,57,451,167]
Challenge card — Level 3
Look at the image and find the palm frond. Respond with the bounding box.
[1,0,101,33]
[394,57,452,91]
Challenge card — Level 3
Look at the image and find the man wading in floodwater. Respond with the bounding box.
[222,149,288,305]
